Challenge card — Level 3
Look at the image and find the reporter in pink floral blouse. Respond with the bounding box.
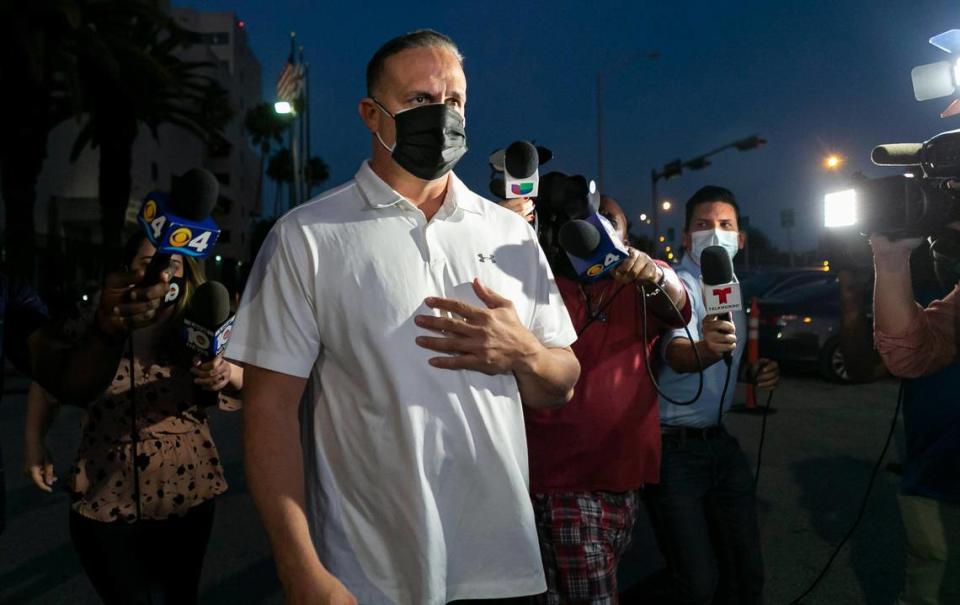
[23,231,242,605]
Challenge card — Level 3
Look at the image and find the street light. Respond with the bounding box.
[661,200,672,212]
[650,134,766,258]
[639,212,648,222]
[823,154,843,170]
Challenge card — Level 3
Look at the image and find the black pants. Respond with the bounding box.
[645,429,764,605]
[69,499,215,605]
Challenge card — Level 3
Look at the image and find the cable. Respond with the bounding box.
[639,282,706,406]
[715,359,733,427]
[128,332,142,522]
[753,390,775,486]
[788,381,904,605]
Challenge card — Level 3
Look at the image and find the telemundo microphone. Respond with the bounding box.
[700,245,743,366]
[182,281,234,361]
[138,168,221,299]
[557,178,629,281]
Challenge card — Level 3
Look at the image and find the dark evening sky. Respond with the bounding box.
[177,0,960,251]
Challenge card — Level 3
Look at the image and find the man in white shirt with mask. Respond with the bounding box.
[647,186,779,605]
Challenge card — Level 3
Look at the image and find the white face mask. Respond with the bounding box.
[690,228,740,265]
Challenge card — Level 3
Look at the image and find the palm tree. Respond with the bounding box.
[266,149,294,216]
[68,0,232,265]
[0,3,77,279]
[305,156,330,197]
[244,103,288,216]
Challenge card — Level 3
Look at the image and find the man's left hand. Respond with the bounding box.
[752,358,780,390]
[414,278,542,375]
[611,247,662,286]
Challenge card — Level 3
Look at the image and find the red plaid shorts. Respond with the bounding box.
[531,490,640,605]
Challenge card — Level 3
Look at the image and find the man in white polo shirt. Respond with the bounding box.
[227,30,580,605]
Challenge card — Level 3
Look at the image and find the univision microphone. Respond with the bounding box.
[138,169,222,292]
[700,245,743,366]
[182,281,234,360]
[489,140,551,199]
[556,178,629,281]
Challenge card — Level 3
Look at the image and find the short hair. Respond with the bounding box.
[366,29,463,96]
[684,185,741,231]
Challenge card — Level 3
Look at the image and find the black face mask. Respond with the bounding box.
[373,98,468,181]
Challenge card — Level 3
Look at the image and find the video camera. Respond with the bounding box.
[823,130,960,237]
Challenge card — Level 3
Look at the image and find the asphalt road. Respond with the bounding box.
[0,372,906,604]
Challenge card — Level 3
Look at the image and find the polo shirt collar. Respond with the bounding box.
[354,160,484,216]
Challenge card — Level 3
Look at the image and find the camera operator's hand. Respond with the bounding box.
[702,314,737,357]
[498,197,535,222]
[869,233,924,257]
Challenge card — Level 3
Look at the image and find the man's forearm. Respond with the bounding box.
[514,346,580,409]
[665,337,723,374]
[28,322,125,404]
[245,402,331,585]
[873,248,919,336]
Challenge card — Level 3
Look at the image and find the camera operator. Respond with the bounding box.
[510,193,690,604]
[869,232,960,604]
[647,186,778,605]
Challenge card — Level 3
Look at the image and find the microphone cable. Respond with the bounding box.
[638,282,705,406]
[753,389,775,487]
[788,381,903,604]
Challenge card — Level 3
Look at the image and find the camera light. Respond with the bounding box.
[274,101,294,115]
[824,189,857,228]
[912,61,957,101]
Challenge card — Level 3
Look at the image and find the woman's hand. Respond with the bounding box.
[23,435,56,493]
[191,355,233,392]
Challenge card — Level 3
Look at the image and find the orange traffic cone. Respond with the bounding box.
[745,296,760,410]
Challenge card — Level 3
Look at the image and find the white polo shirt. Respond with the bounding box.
[227,161,576,605]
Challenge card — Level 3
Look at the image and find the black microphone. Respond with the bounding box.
[700,245,743,366]
[141,169,221,290]
[182,281,234,360]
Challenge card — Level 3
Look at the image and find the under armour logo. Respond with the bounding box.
[478,253,496,263]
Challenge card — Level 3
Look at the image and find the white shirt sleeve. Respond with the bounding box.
[527,237,577,350]
[225,221,322,378]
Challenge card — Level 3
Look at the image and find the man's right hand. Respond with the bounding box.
[97,269,171,337]
[702,314,737,357]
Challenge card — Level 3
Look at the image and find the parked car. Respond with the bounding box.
[755,275,872,382]
[740,268,833,301]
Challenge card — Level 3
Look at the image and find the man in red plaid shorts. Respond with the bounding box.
[523,195,691,604]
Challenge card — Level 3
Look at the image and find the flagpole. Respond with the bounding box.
[303,59,311,199]
[299,44,309,202]
[289,32,301,210]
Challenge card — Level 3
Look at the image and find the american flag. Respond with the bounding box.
[276,52,304,103]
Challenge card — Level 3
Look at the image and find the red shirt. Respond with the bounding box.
[524,270,691,493]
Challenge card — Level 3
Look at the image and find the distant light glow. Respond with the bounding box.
[237,20,246,29]
[822,260,830,267]
[824,189,857,228]
[81,294,89,302]
[824,154,843,170]
[661,200,672,211]
[667,252,675,260]
[639,213,648,222]
[803,316,813,324]
[665,246,672,253]
[658,235,666,243]
[215,255,223,263]
[274,101,293,114]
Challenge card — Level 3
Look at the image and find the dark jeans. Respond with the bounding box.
[69,498,215,605]
[645,428,764,605]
